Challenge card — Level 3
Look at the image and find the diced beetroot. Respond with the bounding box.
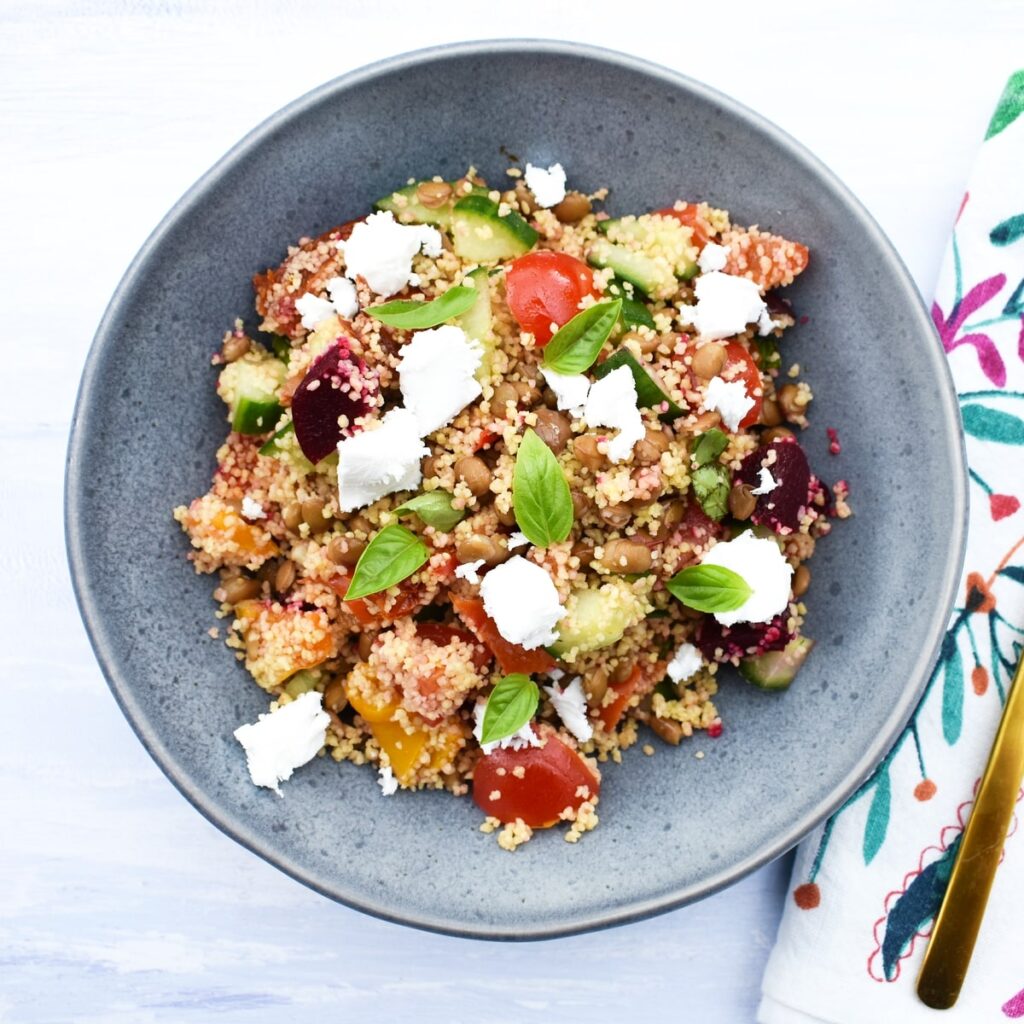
[696,614,792,662]
[738,438,812,534]
[292,339,379,464]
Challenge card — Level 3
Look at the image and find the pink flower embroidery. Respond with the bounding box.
[932,273,1008,386]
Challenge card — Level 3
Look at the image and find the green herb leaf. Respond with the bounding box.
[666,564,752,613]
[691,463,731,521]
[480,674,540,745]
[512,428,574,548]
[394,490,465,533]
[270,334,292,361]
[692,428,728,467]
[755,336,781,370]
[592,348,685,420]
[542,299,622,374]
[344,524,430,600]
[367,286,478,329]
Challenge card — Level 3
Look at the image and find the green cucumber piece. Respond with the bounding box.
[457,267,496,381]
[373,180,482,228]
[588,239,676,299]
[551,582,647,657]
[600,214,699,279]
[233,396,282,435]
[221,355,286,435]
[739,637,815,691]
[593,348,685,421]
[606,278,655,329]
[451,194,538,262]
[259,420,295,456]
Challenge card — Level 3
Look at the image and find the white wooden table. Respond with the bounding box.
[4,2,1019,1020]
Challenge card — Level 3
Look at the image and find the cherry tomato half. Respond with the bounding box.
[450,594,557,676]
[505,251,599,345]
[473,730,600,827]
[653,204,710,250]
[721,341,763,429]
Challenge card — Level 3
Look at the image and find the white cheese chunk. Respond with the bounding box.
[666,642,703,684]
[336,408,429,513]
[704,375,755,432]
[507,532,529,551]
[295,292,337,330]
[543,676,593,743]
[697,242,730,274]
[751,467,779,495]
[757,308,779,337]
[479,555,564,650]
[241,496,265,520]
[524,162,567,208]
[326,275,360,319]
[540,366,590,418]
[377,764,398,796]
[687,270,769,341]
[582,365,645,463]
[472,700,543,755]
[398,325,482,435]
[342,211,443,297]
[233,691,329,795]
[700,531,793,626]
[454,558,486,585]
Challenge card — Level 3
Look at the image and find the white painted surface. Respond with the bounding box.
[3,2,1020,1020]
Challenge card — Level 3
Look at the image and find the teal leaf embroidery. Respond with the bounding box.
[864,768,891,865]
[962,404,1024,445]
[942,633,964,745]
[1003,277,1024,315]
[999,566,1024,585]
[985,69,1024,139]
[990,214,1024,248]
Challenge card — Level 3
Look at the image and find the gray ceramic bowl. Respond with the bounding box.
[66,40,966,939]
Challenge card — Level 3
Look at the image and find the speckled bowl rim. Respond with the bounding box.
[65,39,968,940]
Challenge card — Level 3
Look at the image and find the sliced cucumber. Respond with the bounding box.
[552,581,647,657]
[739,637,815,691]
[374,180,487,228]
[606,277,655,329]
[600,214,699,279]
[219,354,286,435]
[457,267,496,381]
[259,420,295,456]
[588,240,676,299]
[593,348,685,421]
[451,195,538,262]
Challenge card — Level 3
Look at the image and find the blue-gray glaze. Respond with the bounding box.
[65,40,967,940]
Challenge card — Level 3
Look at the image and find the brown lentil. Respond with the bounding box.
[650,716,684,745]
[273,559,297,594]
[416,180,452,208]
[570,489,592,518]
[583,668,609,708]
[573,434,606,471]
[792,564,811,597]
[221,334,251,362]
[491,382,519,414]
[454,456,492,497]
[762,426,795,443]
[760,397,783,427]
[552,191,591,223]
[356,632,376,660]
[323,677,348,714]
[221,575,261,604]
[611,661,634,685]
[776,383,806,421]
[692,410,722,431]
[327,535,365,567]
[456,534,507,566]
[597,538,652,573]
[599,504,632,529]
[571,540,595,567]
[301,497,330,532]
[533,408,572,454]
[634,426,670,466]
[729,482,757,520]
[282,502,303,530]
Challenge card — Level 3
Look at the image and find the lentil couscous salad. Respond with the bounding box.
[175,162,848,850]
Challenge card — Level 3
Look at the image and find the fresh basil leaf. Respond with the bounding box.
[607,278,655,329]
[512,428,573,548]
[344,524,430,600]
[691,463,730,521]
[367,286,478,329]
[666,564,752,613]
[692,428,728,467]
[394,490,464,533]
[481,674,540,745]
[592,348,685,420]
[542,299,622,374]
[756,336,781,370]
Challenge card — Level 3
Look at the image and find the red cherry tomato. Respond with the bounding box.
[473,731,600,827]
[721,342,763,429]
[596,665,643,732]
[654,205,710,250]
[505,251,599,345]
[450,594,557,676]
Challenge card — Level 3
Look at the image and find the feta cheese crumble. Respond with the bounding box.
[233,691,329,795]
[241,496,265,520]
[540,366,590,418]
[543,676,593,743]
[700,531,793,626]
[479,556,564,649]
[704,375,755,432]
[377,764,398,796]
[398,325,482,435]
[751,467,779,495]
[524,162,567,208]
[473,700,543,755]
[683,270,770,341]
[295,292,337,330]
[335,408,429,512]
[454,558,486,585]
[697,242,730,274]
[666,642,703,684]
[582,365,645,462]
[507,532,529,551]
[326,275,359,319]
[341,211,442,297]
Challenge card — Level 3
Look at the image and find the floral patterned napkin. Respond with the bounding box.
[759,71,1024,1024]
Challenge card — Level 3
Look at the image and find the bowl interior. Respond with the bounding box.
[67,42,965,938]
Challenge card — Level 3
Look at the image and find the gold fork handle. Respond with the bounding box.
[917,653,1024,1009]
